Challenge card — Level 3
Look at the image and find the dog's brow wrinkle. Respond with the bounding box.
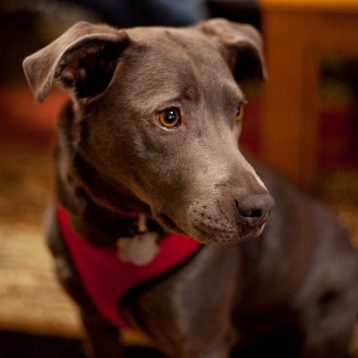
[181,86,199,102]
[223,85,244,103]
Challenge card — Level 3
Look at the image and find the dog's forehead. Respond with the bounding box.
[126,26,227,69]
[111,26,242,109]
[127,26,208,47]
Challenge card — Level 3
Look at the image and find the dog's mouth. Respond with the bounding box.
[238,222,266,241]
[191,221,266,244]
[156,211,266,244]
[156,213,187,235]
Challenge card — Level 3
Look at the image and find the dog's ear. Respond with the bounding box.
[23,21,130,102]
[197,18,266,82]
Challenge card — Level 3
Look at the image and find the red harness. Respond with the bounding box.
[56,205,201,328]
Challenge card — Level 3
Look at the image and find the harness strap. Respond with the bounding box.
[56,205,201,328]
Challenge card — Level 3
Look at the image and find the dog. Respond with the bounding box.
[23,19,358,357]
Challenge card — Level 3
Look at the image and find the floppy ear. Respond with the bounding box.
[197,18,266,82]
[23,21,130,102]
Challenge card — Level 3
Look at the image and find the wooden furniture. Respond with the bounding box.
[259,0,358,187]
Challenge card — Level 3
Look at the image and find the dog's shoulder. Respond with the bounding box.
[251,159,358,301]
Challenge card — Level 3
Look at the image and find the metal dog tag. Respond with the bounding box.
[116,231,160,266]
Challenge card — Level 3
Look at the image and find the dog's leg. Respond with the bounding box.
[194,344,232,358]
[295,234,358,358]
[45,204,124,358]
[81,310,123,358]
[123,245,240,358]
[298,291,357,358]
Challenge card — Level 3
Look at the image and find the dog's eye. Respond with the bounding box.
[235,104,244,122]
[158,108,181,129]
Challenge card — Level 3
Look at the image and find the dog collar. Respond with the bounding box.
[56,205,201,328]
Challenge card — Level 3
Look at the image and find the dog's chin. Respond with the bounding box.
[187,222,266,245]
[156,212,266,244]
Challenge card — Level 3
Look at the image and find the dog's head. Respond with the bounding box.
[23,19,273,244]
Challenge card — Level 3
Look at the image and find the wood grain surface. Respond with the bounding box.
[0,150,82,338]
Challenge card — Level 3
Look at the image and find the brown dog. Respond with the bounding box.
[23,19,358,357]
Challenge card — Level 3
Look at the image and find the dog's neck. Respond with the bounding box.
[56,159,164,247]
[56,154,166,263]
[55,102,157,245]
[58,101,148,212]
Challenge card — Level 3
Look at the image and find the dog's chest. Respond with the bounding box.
[56,205,201,328]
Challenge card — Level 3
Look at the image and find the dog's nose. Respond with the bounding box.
[235,193,274,227]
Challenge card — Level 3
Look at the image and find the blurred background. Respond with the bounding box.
[0,0,357,357]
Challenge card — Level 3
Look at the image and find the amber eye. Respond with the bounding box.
[235,104,244,122]
[157,107,181,129]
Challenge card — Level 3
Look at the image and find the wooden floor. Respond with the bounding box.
[0,149,82,338]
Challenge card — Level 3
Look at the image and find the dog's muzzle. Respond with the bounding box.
[181,191,274,244]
